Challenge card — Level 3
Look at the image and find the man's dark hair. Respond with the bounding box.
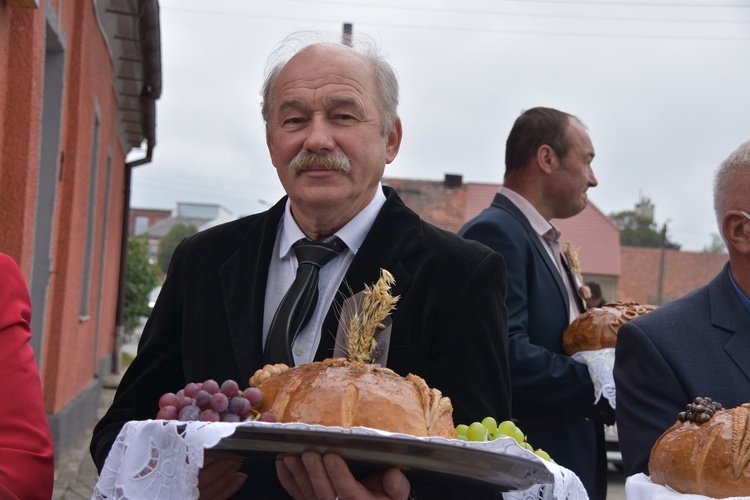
[504,107,580,176]
[586,281,602,300]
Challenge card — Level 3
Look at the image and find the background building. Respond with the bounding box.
[0,0,161,458]
[131,202,235,255]
[384,174,726,307]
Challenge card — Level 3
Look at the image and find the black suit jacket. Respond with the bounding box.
[459,193,606,500]
[91,187,511,497]
[614,262,750,476]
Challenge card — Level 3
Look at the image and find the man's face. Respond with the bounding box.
[266,44,401,224]
[550,119,598,219]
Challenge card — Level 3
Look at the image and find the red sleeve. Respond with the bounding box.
[0,254,54,499]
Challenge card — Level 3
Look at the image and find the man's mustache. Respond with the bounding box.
[289,151,351,174]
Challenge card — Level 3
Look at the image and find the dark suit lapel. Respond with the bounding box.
[712,264,750,381]
[726,321,750,382]
[218,198,286,383]
[316,187,419,359]
[491,194,571,312]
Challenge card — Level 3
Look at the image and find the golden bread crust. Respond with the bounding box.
[249,358,456,438]
[562,301,656,354]
[649,402,750,497]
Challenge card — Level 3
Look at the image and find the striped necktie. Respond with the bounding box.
[264,236,346,365]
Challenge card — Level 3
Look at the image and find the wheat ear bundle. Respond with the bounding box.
[345,268,400,364]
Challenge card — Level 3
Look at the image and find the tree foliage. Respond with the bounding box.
[157,223,198,274]
[609,210,681,250]
[125,235,161,334]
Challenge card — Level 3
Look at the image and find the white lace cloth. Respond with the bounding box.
[572,347,616,409]
[93,420,587,500]
[626,472,750,499]
[93,420,238,500]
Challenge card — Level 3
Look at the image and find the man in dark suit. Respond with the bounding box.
[585,281,606,309]
[90,32,511,499]
[459,107,610,499]
[614,139,750,477]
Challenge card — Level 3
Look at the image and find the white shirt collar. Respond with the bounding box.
[499,186,560,239]
[278,184,387,258]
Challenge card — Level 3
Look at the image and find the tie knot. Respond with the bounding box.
[293,236,346,268]
[543,228,560,244]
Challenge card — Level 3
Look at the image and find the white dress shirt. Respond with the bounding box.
[499,187,580,323]
[263,185,387,365]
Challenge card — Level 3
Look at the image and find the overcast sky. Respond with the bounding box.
[130,0,750,252]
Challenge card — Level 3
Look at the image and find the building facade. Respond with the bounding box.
[384,174,623,299]
[618,246,728,305]
[384,174,728,307]
[0,0,161,458]
[131,202,236,258]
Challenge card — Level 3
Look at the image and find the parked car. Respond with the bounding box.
[147,285,162,316]
[605,423,623,471]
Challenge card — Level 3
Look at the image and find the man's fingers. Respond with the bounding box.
[322,454,363,499]
[276,456,306,499]
[381,467,410,499]
[300,452,338,499]
[278,454,317,499]
[200,457,242,484]
[277,451,410,500]
[198,459,245,500]
[200,473,247,500]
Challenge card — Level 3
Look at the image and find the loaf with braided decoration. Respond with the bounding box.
[562,301,656,355]
[249,358,456,438]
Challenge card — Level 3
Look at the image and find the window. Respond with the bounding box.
[80,110,101,318]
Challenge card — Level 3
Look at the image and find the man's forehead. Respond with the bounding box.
[277,93,363,111]
[567,121,595,156]
[295,42,356,57]
[283,43,369,73]
[273,47,375,105]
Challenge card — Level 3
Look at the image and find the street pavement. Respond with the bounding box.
[608,467,627,500]
[52,377,117,499]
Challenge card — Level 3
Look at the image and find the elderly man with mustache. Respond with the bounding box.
[91,30,511,500]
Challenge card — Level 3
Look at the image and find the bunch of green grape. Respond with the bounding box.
[455,417,551,462]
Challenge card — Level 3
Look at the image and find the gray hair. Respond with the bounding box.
[260,30,400,138]
[713,139,750,228]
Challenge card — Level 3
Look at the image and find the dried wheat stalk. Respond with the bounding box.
[345,268,399,364]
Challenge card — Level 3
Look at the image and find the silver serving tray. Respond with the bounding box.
[207,422,554,492]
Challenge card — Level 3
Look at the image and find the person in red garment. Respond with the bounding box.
[0,252,54,499]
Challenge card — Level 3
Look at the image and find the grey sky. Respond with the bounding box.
[130,0,750,251]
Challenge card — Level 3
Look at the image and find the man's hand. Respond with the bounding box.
[276,451,410,500]
[198,455,248,500]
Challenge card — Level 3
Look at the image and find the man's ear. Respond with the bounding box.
[385,118,403,164]
[722,211,750,254]
[536,145,557,174]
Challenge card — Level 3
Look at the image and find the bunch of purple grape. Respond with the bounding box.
[157,379,275,423]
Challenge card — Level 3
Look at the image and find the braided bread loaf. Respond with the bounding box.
[562,301,656,355]
[249,358,456,438]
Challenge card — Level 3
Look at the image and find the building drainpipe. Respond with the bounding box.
[114,146,152,373]
[111,0,160,376]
